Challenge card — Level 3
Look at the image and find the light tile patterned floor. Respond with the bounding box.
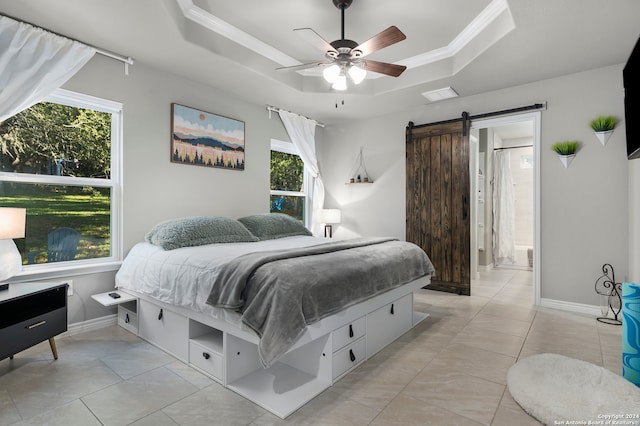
[0,269,622,425]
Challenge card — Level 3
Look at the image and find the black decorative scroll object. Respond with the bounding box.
[594,263,622,325]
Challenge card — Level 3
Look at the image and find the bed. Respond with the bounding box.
[114,214,434,418]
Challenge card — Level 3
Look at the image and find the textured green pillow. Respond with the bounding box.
[238,213,312,240]
[145,216,258,250]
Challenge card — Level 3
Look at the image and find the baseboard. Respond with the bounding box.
[495,264,533,271]
[62,314,117,338]
[539,298,600,317]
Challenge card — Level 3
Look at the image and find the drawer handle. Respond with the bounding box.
[158,309,163,320]
[202,352,210,360]
[390,303,395,315]
[349,324,354,338]
[125,313,130,324]
[27,320,47,329]
[349,349,356,363]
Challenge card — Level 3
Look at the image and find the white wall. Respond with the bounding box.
[320,64,630,306]
[509,145,534,248]
[43,55,293,324]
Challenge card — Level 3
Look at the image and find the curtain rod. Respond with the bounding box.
[1,13,134,74]
[494,144,534,151]
[266,105,325,128]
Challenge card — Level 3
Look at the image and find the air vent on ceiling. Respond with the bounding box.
[422,87,458,102]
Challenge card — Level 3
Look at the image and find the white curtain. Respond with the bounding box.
[492,150,516,264]
[0,16,96,122]
[277,110,325,235]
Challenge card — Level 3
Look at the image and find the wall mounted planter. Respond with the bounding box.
[589,116,617,146]
[558,154,575,168]
[552,140,579,168]
[594,130,614,146]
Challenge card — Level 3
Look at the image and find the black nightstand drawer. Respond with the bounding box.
[0,283,68,361]
[0,307,67,359]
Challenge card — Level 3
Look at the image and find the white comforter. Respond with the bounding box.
[115,236,330,326]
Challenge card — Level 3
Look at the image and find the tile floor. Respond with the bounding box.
[0,269,622,425]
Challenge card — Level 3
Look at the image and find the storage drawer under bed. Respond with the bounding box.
[333,337,366,380]
[366,293,413,357]
[138,299,188,362]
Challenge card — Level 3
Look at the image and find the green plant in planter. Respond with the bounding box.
[552,141,579,156]
[589,116,617,132]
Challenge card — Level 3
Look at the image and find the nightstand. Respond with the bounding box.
[0,282,68,361]
[91,290,138,334]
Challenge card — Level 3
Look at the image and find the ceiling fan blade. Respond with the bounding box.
[276,61,333,72]
[294,28,338,56]
[363,60,407,77]
[353,26,406,58]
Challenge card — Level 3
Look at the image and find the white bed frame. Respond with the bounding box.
[114,276,430,419]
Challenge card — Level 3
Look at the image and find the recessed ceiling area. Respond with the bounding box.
[176,0,515,94]
[0,0,638,125]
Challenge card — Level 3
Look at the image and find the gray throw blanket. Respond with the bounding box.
[206,237,435,367]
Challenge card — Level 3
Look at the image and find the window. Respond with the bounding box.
[0,89,122,272]
[270,139,307,224]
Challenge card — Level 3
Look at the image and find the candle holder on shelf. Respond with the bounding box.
[594,263,622,325]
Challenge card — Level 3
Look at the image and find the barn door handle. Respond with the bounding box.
[158,309,163,320]
[349,324,354,338]
[349,349,356,362]
[462,194,468,220]
[390,304,395,315]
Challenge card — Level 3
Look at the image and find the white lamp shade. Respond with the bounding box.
[348,65,366,84]
[322,64,340,83]
[320,209,341,224]
[0,239,22,281]
[332,74,347,91]
[0,208,26,239]
[0,207,26,281]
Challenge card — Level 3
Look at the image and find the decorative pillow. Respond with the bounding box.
[238,213,312,240]
[145,216,258,250]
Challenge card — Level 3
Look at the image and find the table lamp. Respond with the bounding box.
[320,209,341,238]
[0,207,26,289]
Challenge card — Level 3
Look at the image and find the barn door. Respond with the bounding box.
[406,118,471,295]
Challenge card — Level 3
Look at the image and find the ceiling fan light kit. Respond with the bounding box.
[278,0,407,91]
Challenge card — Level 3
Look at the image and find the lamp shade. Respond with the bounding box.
[0,208,26,239]
[348,65,366,84]
[323,64,340,83]
[320,209,341,224]
[331,74,347,91]
[0,208,26,282]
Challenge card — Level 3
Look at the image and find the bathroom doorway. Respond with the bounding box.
[470,112,540,304]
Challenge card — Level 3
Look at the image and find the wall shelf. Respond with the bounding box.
[348,147,373,185]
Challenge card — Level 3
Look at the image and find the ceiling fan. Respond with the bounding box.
[277,0,407,91]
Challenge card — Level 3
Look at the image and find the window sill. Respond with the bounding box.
[10,260,122,283]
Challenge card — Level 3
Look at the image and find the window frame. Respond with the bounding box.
[270,138,310,227]
[0,88,123,279]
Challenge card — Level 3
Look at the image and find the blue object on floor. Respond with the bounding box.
[622,282,640,386]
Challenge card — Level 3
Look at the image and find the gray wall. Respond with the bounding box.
[320,64,632,306]
[35,55,293,324]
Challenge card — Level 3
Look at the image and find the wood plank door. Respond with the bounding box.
[406,119,470,295]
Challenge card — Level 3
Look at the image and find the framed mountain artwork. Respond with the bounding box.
[171,103,245,170]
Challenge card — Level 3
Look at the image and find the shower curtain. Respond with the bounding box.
[493,150,516,264]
